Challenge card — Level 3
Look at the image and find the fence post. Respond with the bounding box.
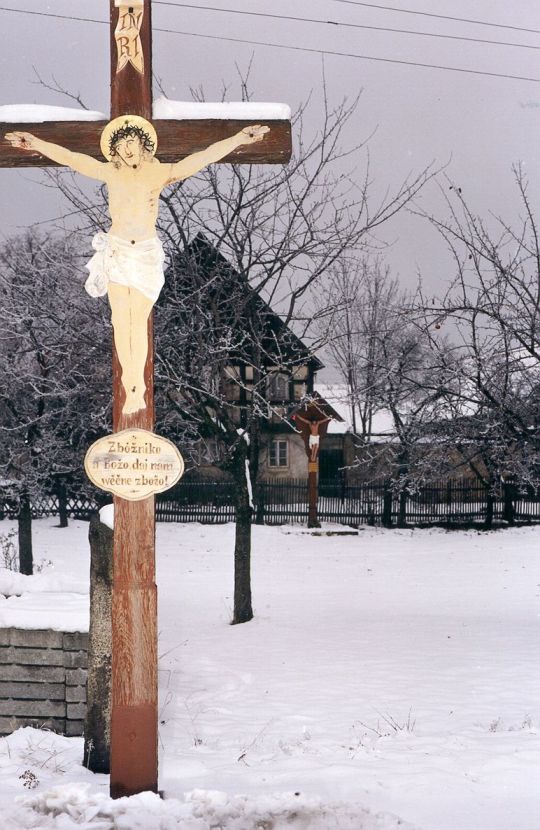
[382,481,393,528]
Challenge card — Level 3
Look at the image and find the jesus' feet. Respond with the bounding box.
[122,382,146,415]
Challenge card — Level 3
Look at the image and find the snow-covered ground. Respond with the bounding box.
[0,519,538,829]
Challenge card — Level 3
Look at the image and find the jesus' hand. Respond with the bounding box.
[239,125,270,144]
[5,131,38,150]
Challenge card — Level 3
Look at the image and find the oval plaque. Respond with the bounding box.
[84,428,184,501]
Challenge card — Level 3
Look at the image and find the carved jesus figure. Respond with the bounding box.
[5,117,269,414]
[294,413,332,461]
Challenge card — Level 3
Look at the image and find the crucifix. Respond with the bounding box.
[1,0,291,799]
[292,394,343,528]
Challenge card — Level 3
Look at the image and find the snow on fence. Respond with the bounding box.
[0,479,539,527]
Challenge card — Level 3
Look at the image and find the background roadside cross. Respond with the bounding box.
[293,394,343,529]
[0,0,292,798]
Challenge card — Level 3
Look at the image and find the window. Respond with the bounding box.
[293,382,306,401]
[223,365,241,401]
[267,371,290,401]
[269,439,289,468]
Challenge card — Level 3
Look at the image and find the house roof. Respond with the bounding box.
[315,384,396,436]
[164,233,324,372]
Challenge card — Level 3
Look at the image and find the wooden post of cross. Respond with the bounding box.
[0,0,291,798]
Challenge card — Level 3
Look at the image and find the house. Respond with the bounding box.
[161,234,325,480]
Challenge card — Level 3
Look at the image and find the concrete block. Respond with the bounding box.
[0,716,66,736]
[0,716,18,736]
[0,647,65,666]
[66,685,86,703]
[1,665,65,683]
[0,628,63,649]
[0,682,64,700]
[66,702,86,720]
[65,668,87,686]
[65,719,85,737]
[63,632,88,651]
[64,651,87,669]
[0,699,65,717]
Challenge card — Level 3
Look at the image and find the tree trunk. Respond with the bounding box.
[382,482,393,528]
[396,456,409,529]
[17,493,33,575]
[397,488,407,529]
[232,441,253,625]
[484,490,494,530]
[250,418,265,525]
[57,478,69,528]
[502,481,515,526]
[84,514,113,773]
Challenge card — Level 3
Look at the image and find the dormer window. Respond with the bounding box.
[223,365,241,401]
[267,370,289,401]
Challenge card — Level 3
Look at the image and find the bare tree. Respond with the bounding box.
[36,88,432,620]
[318,257,402,440]
[323,256,466,520]
[0,230,110,570]
[417,167,540,492]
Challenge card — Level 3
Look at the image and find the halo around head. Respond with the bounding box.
[100,115,158,161]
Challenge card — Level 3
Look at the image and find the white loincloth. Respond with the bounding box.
[84,232,165,303]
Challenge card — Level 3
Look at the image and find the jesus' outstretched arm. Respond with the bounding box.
[164,124,269,185]
[4,132,108,182]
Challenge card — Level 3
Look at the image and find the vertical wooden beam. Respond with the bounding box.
[307,461,319,529]
[110,0,153,119]
[109,0,158,799]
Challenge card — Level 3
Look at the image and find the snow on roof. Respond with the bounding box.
[153,96,291,121]
[0,104,106,122]
[315,384,395,437]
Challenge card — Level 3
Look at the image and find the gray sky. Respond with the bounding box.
[1,0,540,294]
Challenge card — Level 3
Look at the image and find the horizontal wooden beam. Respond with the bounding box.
[0,119,292,168]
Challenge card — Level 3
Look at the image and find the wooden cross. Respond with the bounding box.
[0,0,291,799]
[292,394,343,528]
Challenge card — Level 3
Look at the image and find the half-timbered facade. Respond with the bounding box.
[163,234,324,478]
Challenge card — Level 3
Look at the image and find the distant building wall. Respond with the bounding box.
[0,628,87,737]
[259,432,307,480]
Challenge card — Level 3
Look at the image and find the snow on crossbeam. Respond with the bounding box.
[0,104,106,122]
[153,96,291,121]
[0,100,291,123]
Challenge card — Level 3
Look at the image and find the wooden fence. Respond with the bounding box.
[1,478,540,527]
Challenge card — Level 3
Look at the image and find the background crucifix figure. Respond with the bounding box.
[294,412,332,462]
[5,118,269,415]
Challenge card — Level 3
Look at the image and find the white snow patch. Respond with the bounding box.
[153,96,291,121]
[99,504,114,530]
[7,776,416,830]
[0,520,538,830]
[245,460,254,510]
[0,105,105,123]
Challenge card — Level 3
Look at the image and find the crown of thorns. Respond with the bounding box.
[109,124,155,155]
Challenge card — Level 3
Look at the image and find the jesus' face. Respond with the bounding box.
[113,136,144,168]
